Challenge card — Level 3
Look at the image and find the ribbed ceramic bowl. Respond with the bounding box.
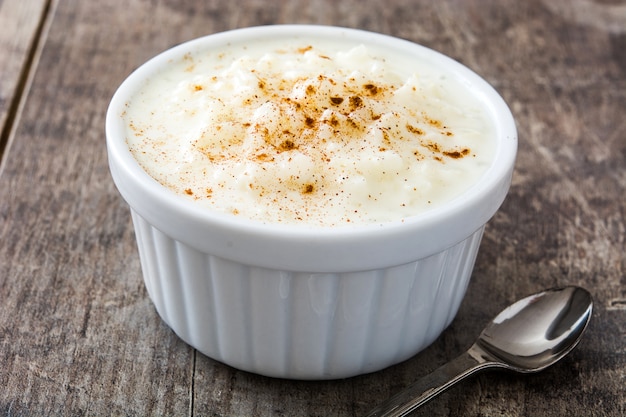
[106,25,517,380]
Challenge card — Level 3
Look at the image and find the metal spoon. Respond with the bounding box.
[365,286,593,417]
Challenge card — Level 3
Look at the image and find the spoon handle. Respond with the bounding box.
[364,346,499,417]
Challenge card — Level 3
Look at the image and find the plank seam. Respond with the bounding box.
[0,0,55,175]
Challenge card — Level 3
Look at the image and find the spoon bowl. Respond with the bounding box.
[365,286,593,417]
[476,286,593,373]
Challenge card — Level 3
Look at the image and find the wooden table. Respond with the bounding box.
[1,0,624,415]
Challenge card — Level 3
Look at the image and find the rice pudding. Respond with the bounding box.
[123,39,495,226]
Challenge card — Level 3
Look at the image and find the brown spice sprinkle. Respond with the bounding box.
[186,45,475,203]
[349,96,363,109]
[422,140,472,160]
[326,114,340,126]
[425,116,442,127]
[254,153,274,162]
[406,124,424,135]
[305,117,315,128]
[124,43,496,228]
[443,148,471,158]
[363,83,379,95]
[279,140,296,151]
[425,141,441,153]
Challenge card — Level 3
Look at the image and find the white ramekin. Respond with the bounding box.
[106,25,517,380]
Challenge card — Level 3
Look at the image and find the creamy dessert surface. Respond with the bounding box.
[124,39,496,226]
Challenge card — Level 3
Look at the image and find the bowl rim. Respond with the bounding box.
[106,24,517,272]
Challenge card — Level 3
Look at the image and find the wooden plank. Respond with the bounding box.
[0,0,624,415]
[0,0,49,161]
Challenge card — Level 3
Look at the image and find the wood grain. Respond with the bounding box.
[0,0,624,415]
[0,0,49,160]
